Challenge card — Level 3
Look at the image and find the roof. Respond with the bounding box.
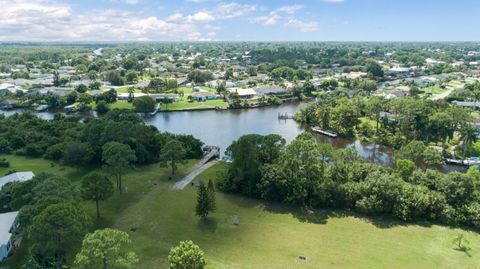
[255,86,287,95]
[191,91,216,97]
[229,88,256,96]
[0,211,18,246]
[0,172,35,189]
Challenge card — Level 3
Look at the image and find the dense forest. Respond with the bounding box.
[219,133,480,229]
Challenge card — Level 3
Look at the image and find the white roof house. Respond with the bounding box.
[229,88,256,98]
[0,211,19,261]
[0,172,35,190]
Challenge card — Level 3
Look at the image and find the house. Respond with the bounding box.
[190,92,218,101]
[452,101,480,109]
[255,86,288,96]
[343,72,368,79]
[64,104,77,114]
[87,90,106,97]
[426,58,444,65]
[0,172,35,190]
[0,211,20,261]
[117,92,147,100]
[150,94,180,103]
[389,66,410,73]
[0,83,18,95]
[0,99,16,110]
[229,88,256,99]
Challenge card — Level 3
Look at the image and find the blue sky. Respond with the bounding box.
[0,0,479,41]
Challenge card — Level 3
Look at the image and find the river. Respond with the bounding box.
[0,103,463,172]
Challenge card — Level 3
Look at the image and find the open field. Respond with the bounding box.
[160,98,229,111]
[1,157,479,269]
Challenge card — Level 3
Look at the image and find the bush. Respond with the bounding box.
[0,158,9,168]
[168,240,206,269]
[96,100,110,114]
[133,96,156,113]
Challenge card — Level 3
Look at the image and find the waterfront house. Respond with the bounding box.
[229,88,256,99]
[255,86,287,96]
[190,91,218,101]
[0,211,20,261]
[150,93,180,103]
[0,172,34,190]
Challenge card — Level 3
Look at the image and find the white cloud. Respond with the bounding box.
[285,19,319,32]
[184,0,218,2]
[107,0,140,4]
[275,5,304,14]
[322,0,344,3]
[0,0,215,41]
[215,2,257,19]
[251,4,305,27]
[187,11,215,23]
[251,14,281,26]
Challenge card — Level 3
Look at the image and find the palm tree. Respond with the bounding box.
[460,124,478,158]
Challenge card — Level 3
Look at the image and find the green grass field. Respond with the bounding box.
[1,156,479,269]
[109,101,134,110]
[160,98,228,111]
[422,86,447,95]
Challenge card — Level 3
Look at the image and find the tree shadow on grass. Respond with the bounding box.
[222,193,447,229]
[196,217,218,233]
[453,247,472,258]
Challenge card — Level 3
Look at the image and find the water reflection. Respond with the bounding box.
[0,104,466,172]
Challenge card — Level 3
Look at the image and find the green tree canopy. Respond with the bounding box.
[74,228,138,269]
[81,172,114,219]
[168,240,206,269]
[102,142,137,194]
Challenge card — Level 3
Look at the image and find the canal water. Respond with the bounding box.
[0,103,463,171]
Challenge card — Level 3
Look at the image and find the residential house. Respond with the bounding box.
[0,172,34,190]
[343,72,368,79]
[0,83,20,95]
[0,211,20,261]
[229,88,256,99]
[150,93,180,103]
[0,99,16,110]
[190,92,218,101]
[87,90,106,97]
[389,66,411,73]
[255,86,288,96]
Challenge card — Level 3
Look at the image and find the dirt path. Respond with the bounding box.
[171,160,218,190]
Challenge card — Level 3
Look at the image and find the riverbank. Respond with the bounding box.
[1,156,478,269]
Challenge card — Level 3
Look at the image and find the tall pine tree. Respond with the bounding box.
[207,179,216,212]
[196,181,216,219]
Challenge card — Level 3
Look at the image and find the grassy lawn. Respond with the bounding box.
[110,101,134,110]
[422,86,447,95]
[160,97,228,111]
[1,157,480,269]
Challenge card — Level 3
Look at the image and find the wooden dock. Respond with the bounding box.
[278,112,294,119]
[445,158,480,166]
[311,127,338,138]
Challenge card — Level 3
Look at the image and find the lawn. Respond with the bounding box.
[110,101,134,110]
[160,98,228,111]
[1,157,479,269]
[422,86,447,95]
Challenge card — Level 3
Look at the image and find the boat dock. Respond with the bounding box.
[150,104,160,116]
[278,112,294,119]
[445,157,480,166]
[311,127,338,138]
